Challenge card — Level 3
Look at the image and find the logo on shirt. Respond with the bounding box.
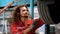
[17,27,25,30]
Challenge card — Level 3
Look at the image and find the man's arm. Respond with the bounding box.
[24,20,39,34]
[0,1,14,14]
[24,18,44,34]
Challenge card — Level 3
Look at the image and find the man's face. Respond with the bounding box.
[20,7,30,17]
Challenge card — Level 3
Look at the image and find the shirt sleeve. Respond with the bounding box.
[37,18,44,27]
[33,18,44,30]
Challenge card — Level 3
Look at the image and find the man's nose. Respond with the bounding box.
[25,11,28,14]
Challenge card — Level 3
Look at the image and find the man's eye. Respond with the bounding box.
[26,10,29,12]
[23,10,25,11]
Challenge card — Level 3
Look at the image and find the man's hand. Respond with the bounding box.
[23,28,31,34]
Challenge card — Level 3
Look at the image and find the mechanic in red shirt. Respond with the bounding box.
[10,5,44,34]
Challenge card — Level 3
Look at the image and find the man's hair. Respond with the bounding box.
[12,4,29,22]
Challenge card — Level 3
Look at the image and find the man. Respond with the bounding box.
[0,1,14,14]
[10,5,44,34]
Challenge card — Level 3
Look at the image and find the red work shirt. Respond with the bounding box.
[10,18,44,34]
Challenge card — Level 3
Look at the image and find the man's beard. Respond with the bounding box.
[24,13,29,18]
[21,16,28,18]
[21,13,29,18]
[24,16,28,18]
